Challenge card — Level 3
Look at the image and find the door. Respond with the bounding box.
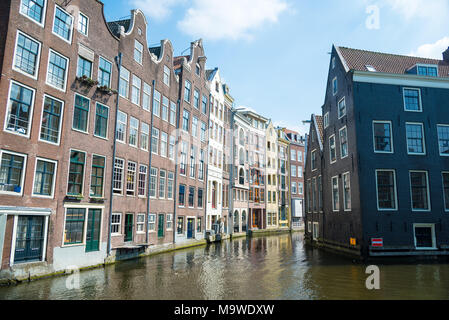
[124,214,133,242]
[86,209,101,252]
[158,214,165,238]
[14,216,45,263]
[187,218,194,239]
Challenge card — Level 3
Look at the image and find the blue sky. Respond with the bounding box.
[104,0,449,135]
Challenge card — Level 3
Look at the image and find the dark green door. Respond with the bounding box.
[158,214,164,238]
[14,216,45,263]
[124,214,133,242]
[86,209,101,252]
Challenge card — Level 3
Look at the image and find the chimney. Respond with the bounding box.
[444,47,449,62]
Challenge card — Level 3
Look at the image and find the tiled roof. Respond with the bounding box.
[337,46,449,78]
[107,19,131,37]
[314,115,323,144]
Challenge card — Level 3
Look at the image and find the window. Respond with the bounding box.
[113,158,124,194]
[182,110,190,132]
[291,165,297,177]
[313,222,319,240]
[365,65,377,72]
[180,142,188,175]
[197,217,202,233]
[77,56,92,78]
[163,65,170,86]
[442,172,449,211]
[131,75,141,105]
[116,111,127,143]
[129,117,138,147]
[67,150,85,196]
[13,31,41,77]
[178,185,185,206]
[189,187,195,207]
[47,50,68,91]
[196,64,201,76]
[98,57,112,88]
[184,80,191,103]
[190,146,196,178]
[90,155,105,198]
[166,214,173,230]
[159,170,166,198]
[153,90,161,117]
[151,127,159,154]
[299,182,304,195]
[136,214,145,233]
[292,182,297,194]
[437,125,449,156]
[160,132,168,157]
[338,97,346,118]
[194,89,200,109]
[150,167,157,198]
[170,101,176,126]
[376,170,397,210]
[72,94,90,133]
[332,57,335,69]
[323,112,329,129]
[0,151,26,195]
[332,77,337,95]
[140,122,149,151]
[339,126,348,158]
[318,176,322,211]
[414,224,436,249]
[20,0,46,25]
[291,149,296,161]
[53,6,73,43]
[417,65,438,77]
[169,135,175,160]
[64,208,85,245]
[78,12,89,36]
[200,122,206,142]
[111,213,121,234]
[198,188,204,208]
[33,158,56,197]
[332,176,339,211]
[134,40,143,64]
[162,96,169,121]
[40,95,63,144]
[6,81,35,137]
[410,171,430,211]
[343,172,351,211]
[202,95,207,114]
[312,178,316,212]
[177,217,184,234]
[406,123,425,155]
[298,151,302,162]
[192,116,198,138]
[126,161,136,196]
[311,150,317,171]
[119,67,130,98]
[329,135,336,163]
[148,214,155,232]
[198,149,205,180]
[142,82,151,111]
[167,172,174,199]
[138,164,147,197]
[94,103,109,139]
[373,121,393,153]
[403,88,422,112]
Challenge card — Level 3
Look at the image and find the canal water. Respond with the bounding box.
[0,232,448,300]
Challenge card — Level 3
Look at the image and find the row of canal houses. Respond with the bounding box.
[0,0,305,281]
[304,44,449,258]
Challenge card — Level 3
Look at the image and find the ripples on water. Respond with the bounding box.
[0,233,448,300]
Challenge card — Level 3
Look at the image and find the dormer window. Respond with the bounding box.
[365,65,376,72]
[417,65,438,77]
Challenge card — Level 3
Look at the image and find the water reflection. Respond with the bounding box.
[0,233,449,300]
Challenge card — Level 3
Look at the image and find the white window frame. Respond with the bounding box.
[98,56,113,88]
[138,164,147,197]
[331,175,339,212]
[111,213,122,235]
[38,94,64,146]
[78,12,89,36]
[311,149,317,171]
[12,30,42,80]
[72,93,90,135]
[129,116,139,148]
[338,97,346,119]
[52,4,74,44]
[93,102,109,140]
[0,150,28,196]
[339,126,348,159]
[166,213,173,231]
[332,77,337,96]
[323,112,329,129]
[4,80,36,139]
[66,149,86,197]
[373,120,394,154]
[148,214,156,233]
[329,134,336,164]
[375,169,398,211]
[437,124,449,157]
[89,154,106,199]
[113,158,124,195]
[405,122,426,156]
[116,110,127,144]
[342,172,351,211]
[312,222,319,240]
[46,49,69,92]
[413,223,436,250]
[136,213,145,234]
[119,66,130,99]
[409,170,431,212]
[134,40,143,64]
[131,74,141,106]
[126,161,137,197]
[403,87,422,112]
[19,0,47,27]
[32,157,57,199]
[163,65,170,86]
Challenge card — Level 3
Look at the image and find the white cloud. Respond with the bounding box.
[410,37,449,59]
[383,0,449,20]
[177,0,288,40]
[132,0,185,20]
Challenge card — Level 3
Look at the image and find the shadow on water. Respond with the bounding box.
[0,232,448,300]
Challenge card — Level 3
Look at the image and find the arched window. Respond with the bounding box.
[239,148,244,165]
[239,168,245,185]
[239,128,244,146]
[242,211,247,232]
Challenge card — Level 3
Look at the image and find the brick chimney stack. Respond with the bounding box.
[444,47,449,62]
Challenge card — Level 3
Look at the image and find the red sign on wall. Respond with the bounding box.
[371,238,383,247]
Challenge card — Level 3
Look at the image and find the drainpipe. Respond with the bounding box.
[172,98,181,244]
[228,110,235,237]
[145,79,156,245]
[107,52,122,256]
[204,93,212,237]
